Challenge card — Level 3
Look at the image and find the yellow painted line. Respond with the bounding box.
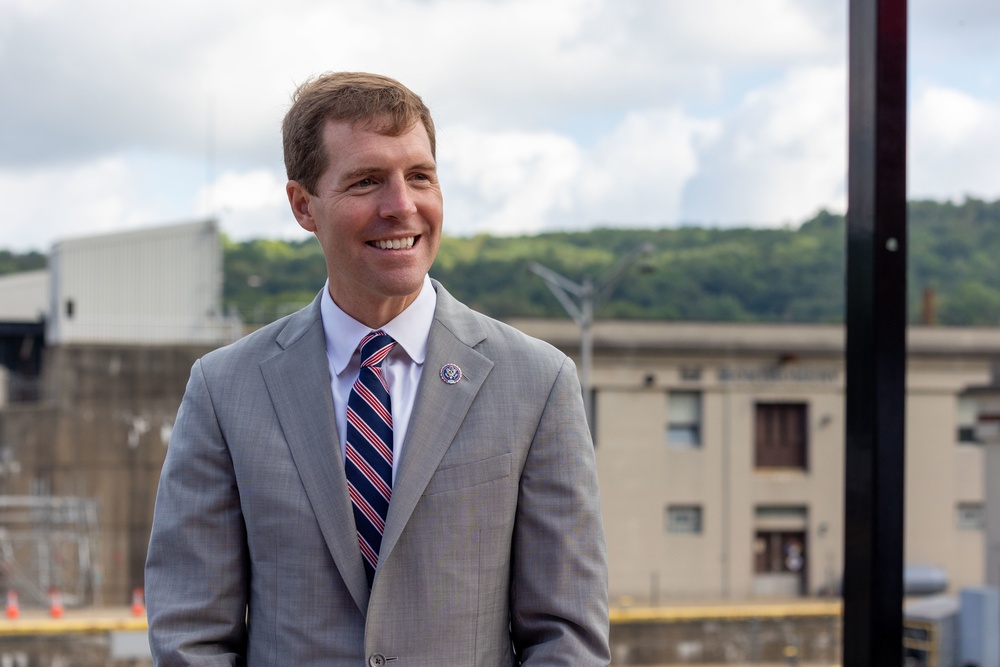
[0,602,844,634]
[0,616,148,635]
[610,601,842,623]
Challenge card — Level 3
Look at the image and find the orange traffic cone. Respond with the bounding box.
[131,587,145,617]
[48,589,64,619]
[5,590,19,619]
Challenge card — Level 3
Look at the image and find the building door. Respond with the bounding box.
[754,530,808,597]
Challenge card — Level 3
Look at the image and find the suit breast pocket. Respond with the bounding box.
[422,452,512,496]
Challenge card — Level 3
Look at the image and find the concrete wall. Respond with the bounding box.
[610,613,841,665]
[0,343,214,605]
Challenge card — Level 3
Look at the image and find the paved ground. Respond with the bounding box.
[0,601,846,666]
[0,607,146,635]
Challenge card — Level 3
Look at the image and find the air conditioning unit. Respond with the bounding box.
[959,587,1000,667]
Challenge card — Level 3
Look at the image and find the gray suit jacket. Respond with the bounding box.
[145,280,610,666]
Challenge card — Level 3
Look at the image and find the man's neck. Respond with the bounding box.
[327,283,423,329]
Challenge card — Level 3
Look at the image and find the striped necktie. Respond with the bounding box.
[345,330,396,588]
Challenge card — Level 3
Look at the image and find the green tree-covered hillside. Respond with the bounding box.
[222,198,1000,326]
[0,250,46,275]
[3,198,997,327]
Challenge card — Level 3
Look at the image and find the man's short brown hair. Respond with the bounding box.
[282,72,436,195]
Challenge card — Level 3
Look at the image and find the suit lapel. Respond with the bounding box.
[379,283,494,565]
[259,296,370,613]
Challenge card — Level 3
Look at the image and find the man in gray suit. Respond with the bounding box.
[145,72,610,666]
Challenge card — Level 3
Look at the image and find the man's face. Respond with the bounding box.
[287,118,443,327]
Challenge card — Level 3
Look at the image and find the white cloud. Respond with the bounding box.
[200,170,287,217]
[603,0,840,63]
[439,128,584,235]
[439,108,717,234]
[910,85,1000,201]
[198,169,307,242]
[0,0,846,169]
[0,0,997,250]
[577,110,720,227]
[216,204,308,245]
[0,158,168,251]
[680,66,847,226]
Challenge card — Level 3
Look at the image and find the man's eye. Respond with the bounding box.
[355,178,375,188]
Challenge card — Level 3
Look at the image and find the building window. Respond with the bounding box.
[957,395,980,444]
[957,502,985,530]
[667,391,702,447]
[666,505,703,534]
[755,403,808,469]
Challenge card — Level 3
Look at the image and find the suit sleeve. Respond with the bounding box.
[145,359,249,666]
[509,356,611,666]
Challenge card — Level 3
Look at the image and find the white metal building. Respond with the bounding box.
[43,220,238,345]
[0,270,48,323]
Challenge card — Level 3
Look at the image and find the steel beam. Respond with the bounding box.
[843,0,908,665]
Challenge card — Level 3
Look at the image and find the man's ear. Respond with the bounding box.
[286,181,316,232]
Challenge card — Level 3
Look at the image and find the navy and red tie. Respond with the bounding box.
[345,330,397,588]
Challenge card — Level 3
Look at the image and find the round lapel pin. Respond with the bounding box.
[439,363,462,384]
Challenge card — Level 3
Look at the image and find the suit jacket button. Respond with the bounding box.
[369,654,386,667]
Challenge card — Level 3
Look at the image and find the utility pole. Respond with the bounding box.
[529,243,653,435]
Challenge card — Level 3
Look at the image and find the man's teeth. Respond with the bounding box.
[372,237,415,250]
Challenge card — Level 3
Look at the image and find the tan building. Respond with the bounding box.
[511,319,1000,604]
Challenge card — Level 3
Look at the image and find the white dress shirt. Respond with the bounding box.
[320,275,437,482]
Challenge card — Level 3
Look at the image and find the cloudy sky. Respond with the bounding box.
[1,0,998,251]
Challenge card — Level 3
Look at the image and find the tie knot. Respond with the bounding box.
[359,330,396,368]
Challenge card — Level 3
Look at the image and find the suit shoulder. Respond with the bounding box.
[433,282,568,370]
[465,309,569,372]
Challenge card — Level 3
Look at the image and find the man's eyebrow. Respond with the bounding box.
[340,162,437,182]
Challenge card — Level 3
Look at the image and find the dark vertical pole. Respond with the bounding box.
[844,0,907,665]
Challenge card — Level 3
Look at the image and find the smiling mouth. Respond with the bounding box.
[369,236,416,250]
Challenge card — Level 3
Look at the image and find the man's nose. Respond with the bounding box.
[379,178,418,221]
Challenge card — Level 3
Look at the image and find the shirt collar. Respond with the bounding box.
[320,274,437,376]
